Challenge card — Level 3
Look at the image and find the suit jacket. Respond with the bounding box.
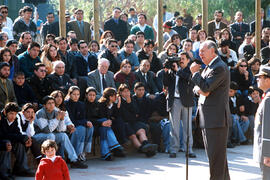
[104,18,128,46]
[68,20,91,43]
[230,22,250,41]
[191,57,231,128]
[261,46,270,65]
[134,69,158,95]
[163,66,195,111]
[250,19,270,34]
[48,73,74,94]
[253,89,270,164]
[75,53,98,77]
[0,79,17,111]
[208,20,227,37]
[87,69,116,98]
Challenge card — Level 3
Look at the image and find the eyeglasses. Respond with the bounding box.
[240,65,247,67]
[110,45,118,48]
[1,11,8,14]
[39,70,47,73]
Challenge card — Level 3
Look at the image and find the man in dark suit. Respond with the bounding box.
[230,11,250,50]
[135,59,158,96]
[208,10,227,37]
[41,12,59,41]
[253,65,270,180]
[163,52,196,158]
[68,9,91,43]
[250,8,270,34]
[261,42,270,65]
[87,58,116,99]
[190,40,231,180]
[104,7,128,47]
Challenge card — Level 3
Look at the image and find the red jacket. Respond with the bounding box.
[35,156,70,180]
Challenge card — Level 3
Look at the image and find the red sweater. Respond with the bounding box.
[35,156,70,180]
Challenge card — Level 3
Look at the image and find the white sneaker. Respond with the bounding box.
[78,153,86,161]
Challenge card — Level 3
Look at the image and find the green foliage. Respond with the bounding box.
[48,0,265,23]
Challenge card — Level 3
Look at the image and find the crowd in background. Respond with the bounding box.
[0,4,270,179]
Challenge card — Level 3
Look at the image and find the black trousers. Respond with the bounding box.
[202,127,230,180]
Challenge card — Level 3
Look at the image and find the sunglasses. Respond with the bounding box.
[39,70,47,73]
[240,65,247,67]
[1,11,8,14]
[110,45,118,48]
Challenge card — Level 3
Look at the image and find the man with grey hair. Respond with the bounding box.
[48,60,74,94]
[87,58,116,99]
[190,40,231,179]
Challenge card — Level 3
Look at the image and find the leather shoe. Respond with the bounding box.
[169,153,176,158]
[187,153,196,158]
[227,142,235,148]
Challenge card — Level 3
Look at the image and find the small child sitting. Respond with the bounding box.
[35,140,70,180]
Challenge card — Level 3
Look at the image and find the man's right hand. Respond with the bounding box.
[6,142,12,152]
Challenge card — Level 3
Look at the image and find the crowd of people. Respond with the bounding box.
[0,3,269,180]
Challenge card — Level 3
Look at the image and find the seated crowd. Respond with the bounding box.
[0,4,270,179]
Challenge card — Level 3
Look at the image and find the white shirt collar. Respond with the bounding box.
[6,119,14,126]
[47,155,57,162]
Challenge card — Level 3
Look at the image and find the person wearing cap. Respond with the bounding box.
[163,21,177,45]
[153,5,173,32]
[104,7,128,47]
[130,13,154,40]
[253,64,270,179]
[68,9,92,43]
[208,10,227,37]
[41,12,59,42]
[13,6,37,41]
[0,62,17,111]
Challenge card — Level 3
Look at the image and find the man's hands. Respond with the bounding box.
[67,125,75,134]
[102,120,112,127]
[25,137,32,147]
[86,121,93,128]
[190,62,201,74]
[6,142,12,152]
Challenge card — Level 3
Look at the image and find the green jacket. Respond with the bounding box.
[130,25,154,40]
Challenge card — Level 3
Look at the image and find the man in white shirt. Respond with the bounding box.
[218,39,238,68]
[0,5,13,31]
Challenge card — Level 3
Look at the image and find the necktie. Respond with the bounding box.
[143,73,147,83]
[239,23,242,33]
[102,75,107,90]
[2,79,8,104]
[59,76,63,85]
[79,21,84,36]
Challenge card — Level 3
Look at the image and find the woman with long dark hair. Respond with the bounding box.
[64,86,94,161]
[41,44,61,74]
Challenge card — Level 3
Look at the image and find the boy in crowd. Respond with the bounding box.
[0,102,35,177]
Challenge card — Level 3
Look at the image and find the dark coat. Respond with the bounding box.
[163,65,195,111]
[230,68,253,91]
[191,57,231,128]
[58,50,77,78]
[41,21,60,40]
[208,20,227,37]
[13,19,37,40]
[134,69,158,94]
[48,73,74,95]
[85,100,99,126]
[97,101,119,121]
[261,46,270,65]
[118,97,139,124]
[0,79,17,111]
[172,25,188,40]
[132,95,153,124]
[15,43,27,56]
[27,74,53,104]
[136,49,162,73]
[0,116,28,144]
[74,53,98,77]
[13,81,37,107]
[250,19,270,34]
[99,49,121,73]
[104,18,128,46]
[65,100,88,127]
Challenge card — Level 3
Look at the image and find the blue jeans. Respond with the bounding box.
[231,114,250,143]
[70,125,94,155]
[33,132,78,162]
[99,126,121,159]
[160,119,170,152]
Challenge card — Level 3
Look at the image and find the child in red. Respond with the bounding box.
[35,140,70,180]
